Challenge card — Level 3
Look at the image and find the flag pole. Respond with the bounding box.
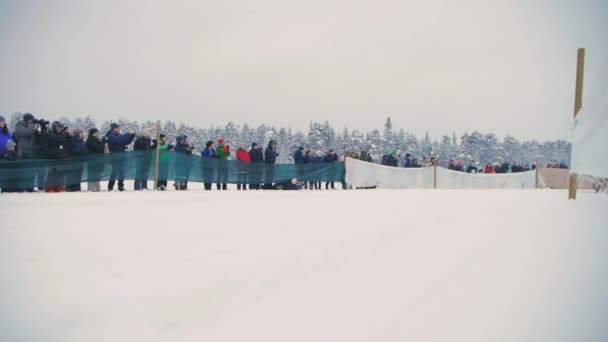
[569,48,585,200]
[154,120,161,190]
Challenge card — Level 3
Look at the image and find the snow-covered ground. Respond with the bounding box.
[1,189,607,342]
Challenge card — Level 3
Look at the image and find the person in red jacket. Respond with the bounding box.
[484,162,495,174]
[236,143,251,190]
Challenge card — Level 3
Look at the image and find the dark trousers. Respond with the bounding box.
[109,159,125,190]
[237,173,248,190]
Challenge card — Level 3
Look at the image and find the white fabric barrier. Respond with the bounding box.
[345,157,434,188]
[436,167,537,189]
[571,62,608,179]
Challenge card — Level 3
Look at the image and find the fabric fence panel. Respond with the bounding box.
[537,168,595,189]
[0,151,345,189]
[436,167,537,189]
[345,157,434,188]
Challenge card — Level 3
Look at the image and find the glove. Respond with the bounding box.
[167,144,175,151]
[101,137,108,144]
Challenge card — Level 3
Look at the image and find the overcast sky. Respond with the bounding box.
[0,0,606,140]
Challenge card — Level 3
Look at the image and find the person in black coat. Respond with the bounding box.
[65,129,88,191]
[105,123,135,191]
[132,130,157,190]
[174,135,193,190]
[249,142,264,189]
[45,121,73,192]
[85,128,105,192]
[263,140,279,189]
[324,149,339,190]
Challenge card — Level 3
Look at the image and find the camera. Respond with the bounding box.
[33,119,50,125]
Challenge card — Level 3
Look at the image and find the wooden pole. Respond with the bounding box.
[569,48,585,200]
[153,120,161,190]
[433,165,437,189]
[535,162,539,188]
[343,144,347,162]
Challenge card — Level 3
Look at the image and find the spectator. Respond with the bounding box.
[497,162,510,174]
[264,140,278,189]
[324,149,338,190]
[466,160,478,173]
[133,130,157,190]
[484,162,495,174]
[105,123,135,191]
[236,143,251,190]
[456,160,465,172]
[157,134,173,191]
[65,129,88,191]
[386,151,398,167]
[13,113,47,190]
[559,160,568,169]
[0,115,13,156]
[85,128,105,192]
[404,153,413,168]
[174,135,193,190]
[248,142,264,190]
[412,158,421,168]
[448,159,456,170]
[201,140,216,190]
[0,140,19,193]
[215,138,229,190]
[45,121,73,192]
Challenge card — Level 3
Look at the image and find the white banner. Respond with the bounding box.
[345,157,434,188]
[436,167,537,189]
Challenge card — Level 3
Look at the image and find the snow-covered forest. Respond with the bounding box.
[7,113,570,167]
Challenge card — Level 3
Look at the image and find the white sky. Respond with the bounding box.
[0,0,606,140]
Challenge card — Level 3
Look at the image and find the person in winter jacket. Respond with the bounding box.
[236,143,251,190]
[44,121,73,192]
[105,123,135,191]
[303,149,314,190]
[64,129,88,191]
[484,162,495,174]
[201,140,216,190]
[263,140,279,189]
[174,135,192,190]
[0,140,19,193]
[466,161,478,174]
[386,151,398,167]
[0,115,13,155]
[404,153,413,168]
[13,113,48,191]
[133,130,157,190]
[85,128,105,192]
[157,134,173,190]
[497,162,510,174]
[248,142,263,189]
[294,146,305,164]
[324,149,339,190]
[312,150,324,190]
[215,138,230,190]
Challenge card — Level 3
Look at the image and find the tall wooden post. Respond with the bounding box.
[569,48,585,200]
[535,162,539,188]
[343,144,347,162]
[153,120,161,190]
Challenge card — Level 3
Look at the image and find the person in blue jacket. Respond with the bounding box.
[0,115,13,155]
[404,153,413,168]
[105,123,135,191]
[201,140,216,190]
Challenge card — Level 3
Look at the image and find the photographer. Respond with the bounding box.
[45,121,73,192]
[105,123,135,191]
[13,113,49,191]
[132,130,157,190]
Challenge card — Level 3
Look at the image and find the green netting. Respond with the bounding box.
[0,151,345,189]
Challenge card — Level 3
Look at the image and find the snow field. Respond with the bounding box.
[1,189,607,341]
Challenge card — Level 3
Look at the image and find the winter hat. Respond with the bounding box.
[23,113,35,121]
[223,145,230,153]
[0,115,5,122]
[217,138,224,144]
[239,143,246,149]
[160,133,166,139]
[391,151,397,156]
[406,153,411,158]
[206,140,214,147]
[298,146,304,151]
[457,160,464,166]
[251,142,258,148]
[5,140,16,151]
[316,150,323,157]
[88,128,99,135]
[110,123,120,130]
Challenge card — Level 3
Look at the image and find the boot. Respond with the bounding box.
[108,180,115,191]
[118,181,125,192]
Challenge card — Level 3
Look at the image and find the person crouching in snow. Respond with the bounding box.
[236,143,251,190]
